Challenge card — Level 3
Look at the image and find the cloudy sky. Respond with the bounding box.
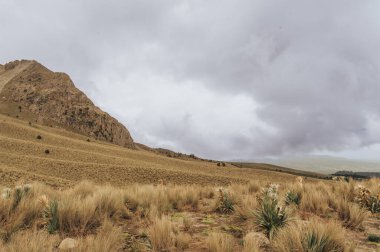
[1,0,380,161]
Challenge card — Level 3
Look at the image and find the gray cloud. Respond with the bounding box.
[1,0,380,160]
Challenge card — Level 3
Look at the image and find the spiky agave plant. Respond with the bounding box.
[255,184,290,240]
[216,189,235,214]
[255,198,289,240]
[40,196,59,234]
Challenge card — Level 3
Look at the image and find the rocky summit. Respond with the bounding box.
[0,60,134,148]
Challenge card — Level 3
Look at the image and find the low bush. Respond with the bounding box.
[285,190,302,206]
[368,234,380,243]
[215,189,235,214]
[354,185,380,213]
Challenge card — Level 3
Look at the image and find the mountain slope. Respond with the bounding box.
[0,60,134,148]
[0,113,301,187]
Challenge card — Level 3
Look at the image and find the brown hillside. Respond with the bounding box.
[0,113,302,188]
[0,60,134,148]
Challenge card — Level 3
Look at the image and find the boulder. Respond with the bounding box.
[58,238,78,250]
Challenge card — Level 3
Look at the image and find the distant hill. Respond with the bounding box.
[230,162,329,179]
[333,171,380,179]
[135,143,214,162]
[0,60,134,148]
[261,155,380,175]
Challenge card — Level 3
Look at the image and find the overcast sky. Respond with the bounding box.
[1,0,380,161]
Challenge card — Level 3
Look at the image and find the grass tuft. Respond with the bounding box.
[207,232,234,252]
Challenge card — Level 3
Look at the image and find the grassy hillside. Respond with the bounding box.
[1,113,379,251]
[0,113,301,188]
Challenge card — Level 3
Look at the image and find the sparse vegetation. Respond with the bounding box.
[0,178,379,251]
[0,114,379,251]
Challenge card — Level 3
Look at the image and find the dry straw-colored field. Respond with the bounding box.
[0,113,379,251]
[0,113,299,188]
[0,178,379,251]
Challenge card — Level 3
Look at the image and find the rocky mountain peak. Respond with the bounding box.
[0,59,135,148]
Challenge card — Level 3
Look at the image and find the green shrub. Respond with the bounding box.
[354,186,380,213]
[285,190,302,206]
[368,196,380,213]
[216,189,234,214]
[368,234,380,243]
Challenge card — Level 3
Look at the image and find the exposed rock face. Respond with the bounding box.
[0,60,135,148]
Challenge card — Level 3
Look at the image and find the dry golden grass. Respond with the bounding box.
[337,200,368,230]
[175,232,191,250]
[1,114,380,251]
[207,232,235,252]
[0,178,379,251]
[0,113,300,188]
[0,229,59,252]
[147,216,175,251]
[76,220,124,252]
[242,232,262,252]
[274,219,349,252]
[300,183,331,216]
